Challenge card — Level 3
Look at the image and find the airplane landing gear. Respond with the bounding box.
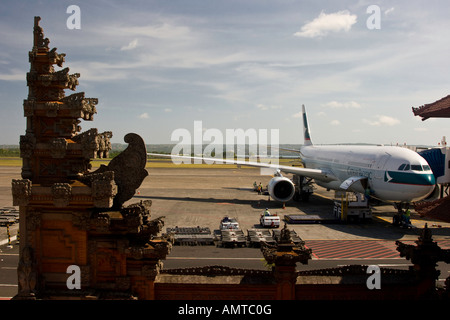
[293,175,313,202]
[393,203,414,228]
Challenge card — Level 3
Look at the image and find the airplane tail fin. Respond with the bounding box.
[302,104,313,146]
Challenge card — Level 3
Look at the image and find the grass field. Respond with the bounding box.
[0,158,21,167]
[0,157,301,169]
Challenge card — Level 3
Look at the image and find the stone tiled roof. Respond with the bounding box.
[412,94,450,120]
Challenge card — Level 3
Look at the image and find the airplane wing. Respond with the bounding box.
[147,153,338,183]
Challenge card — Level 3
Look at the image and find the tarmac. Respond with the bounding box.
[1,165,450,245]
[1,165,450,299]
[134,166,450,242]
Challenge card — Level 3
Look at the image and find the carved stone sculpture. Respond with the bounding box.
[15,246,37,299]
[51,183,72,207]
[261,224,312,267]
[396,224,450,280]
[92,133,149,209]
[12,179,32,206]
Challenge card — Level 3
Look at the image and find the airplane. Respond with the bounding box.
[147,105,437,212]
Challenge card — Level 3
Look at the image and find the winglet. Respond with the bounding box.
[302,104,313,146]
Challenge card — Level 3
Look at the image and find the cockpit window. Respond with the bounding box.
[398,163,428,171]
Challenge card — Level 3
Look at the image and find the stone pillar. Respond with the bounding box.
[274,265,297,300]
[261,224,312,300]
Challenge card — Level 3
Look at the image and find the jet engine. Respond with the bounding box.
[267,176,295,202]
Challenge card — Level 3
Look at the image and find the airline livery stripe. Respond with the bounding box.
[385,171,435,186]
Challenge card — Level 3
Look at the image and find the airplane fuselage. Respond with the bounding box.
[300,144,436,203]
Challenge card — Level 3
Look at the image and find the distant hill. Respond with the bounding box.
[0,143,436,158]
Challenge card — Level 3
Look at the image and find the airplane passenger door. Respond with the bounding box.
[376,153,390,169]
[374,154,391,179]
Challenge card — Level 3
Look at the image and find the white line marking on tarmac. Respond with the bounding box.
[338,264,412,267]
[167,257,262,260]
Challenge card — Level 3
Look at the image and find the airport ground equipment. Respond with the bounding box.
[218,229,247,248]
[333,191,372,222]
[272,229,303,245]
[217,216,247,247]
[166,226,214,246]
[292,175,314,202]
[219,216,240,230]
[247,229,276,247]
[284,214,338,224]
[0,207,19,226]
[260,211,281,228]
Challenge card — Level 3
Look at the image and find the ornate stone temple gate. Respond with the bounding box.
[11,17,172,299]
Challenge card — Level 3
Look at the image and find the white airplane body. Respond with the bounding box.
[148,105,436,205]
[299,144,435,202]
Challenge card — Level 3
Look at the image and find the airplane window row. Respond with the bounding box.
[397,164,431,171]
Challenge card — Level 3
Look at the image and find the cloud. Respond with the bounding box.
[363,115,400,126]
[0,73,24,81]
[117,23,192,40]
[0,68,25,81]
[256,104,282,111]
[330,120,341,126]
[323,101,361,108]
[236,63,289,81]
[139,112,149,119]
[164,108,172,112]
[294,10,357,38]
[120,39,139,51]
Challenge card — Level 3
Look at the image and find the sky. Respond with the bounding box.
[0,0,449,146]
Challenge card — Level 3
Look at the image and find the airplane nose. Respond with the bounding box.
[420,174,437,198]
[420,173,436,186]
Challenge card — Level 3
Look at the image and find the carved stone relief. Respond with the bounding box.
[16,246,37,299]
[51,183,72,207]
[12,179,32,206]
[50,138,68,158]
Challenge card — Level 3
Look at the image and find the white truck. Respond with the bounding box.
[260,210,281,228]
[219,216,240,230]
